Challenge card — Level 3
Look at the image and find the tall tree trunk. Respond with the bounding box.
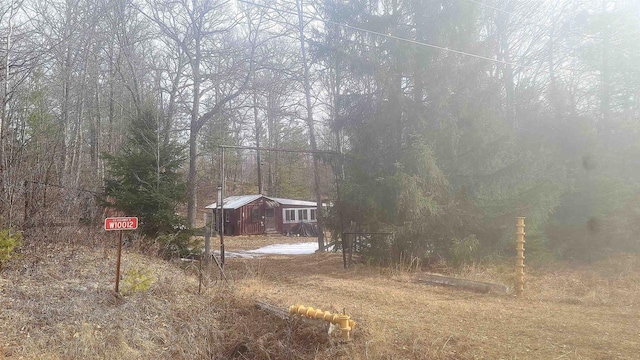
[548,30,563,123]
[187,33,202,228]
[253,85,263,194]
[267,91,278,196]
[296,0,324,251]
[496,9,516,129]
[164,53,183,147]
[600,0,611,132]
[391,0,403,152]
[70,57,88,189]
[108,43,115,155]
[0,4,14,215]
[60,42,72,180]
[90,70,99,171]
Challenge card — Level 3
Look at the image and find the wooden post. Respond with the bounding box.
[342,233,348,269]
[515,217,526,297]
[348,233,353,267]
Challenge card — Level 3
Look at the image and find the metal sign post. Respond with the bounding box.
[104,217,139,293]
[115,231,123,293]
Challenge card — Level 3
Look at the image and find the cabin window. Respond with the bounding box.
[225,210,230,223]
[284,209,296,222]
[284,208,317,223]
[251,208,260,222]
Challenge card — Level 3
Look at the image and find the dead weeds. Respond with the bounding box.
[0,239,225,359]
[0,233,349,359]
[228,252,640,360]
[2,231,640,359]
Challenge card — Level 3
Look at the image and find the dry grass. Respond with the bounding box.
[0,240,225,359]
[2,230,639,359]
[228,252,640,359]
[0,231,342,360]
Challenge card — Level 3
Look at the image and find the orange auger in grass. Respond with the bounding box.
[289,305,356,340]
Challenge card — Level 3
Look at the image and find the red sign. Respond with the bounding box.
[104,217,138,231]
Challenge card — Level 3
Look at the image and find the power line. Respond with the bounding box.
[459,0,640,71]
[237,0,538,71]
[238,0,633,90]
[464,0,640,42]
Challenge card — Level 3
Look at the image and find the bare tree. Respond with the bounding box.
[140,0,261,227]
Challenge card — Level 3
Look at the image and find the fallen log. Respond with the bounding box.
[416,274,509,294]
[255,301,290,320]
[255,301,326,328]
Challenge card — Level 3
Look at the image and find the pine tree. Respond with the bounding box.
[103,106,187,236]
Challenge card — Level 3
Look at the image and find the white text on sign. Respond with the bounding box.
[104,217,139,231]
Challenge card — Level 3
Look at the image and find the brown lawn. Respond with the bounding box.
[229,252,640,359]
[1,232,638,359]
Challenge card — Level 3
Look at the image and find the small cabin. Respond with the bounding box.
[205,195,319,236]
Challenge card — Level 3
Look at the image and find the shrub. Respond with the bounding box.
[156,230,200,259]
[450,234,479,267]
[122,267,154,296]
[0,228,22,270]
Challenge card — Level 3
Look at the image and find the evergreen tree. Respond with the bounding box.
[103,106,187,236]
[316,0,570,262]
[316,0,489,262]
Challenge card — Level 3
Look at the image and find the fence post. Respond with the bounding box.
[348,234,353,267]
[515,217,526,297]
[342,233,348,269]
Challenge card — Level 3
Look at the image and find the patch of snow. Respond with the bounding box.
[247,242,319,255]
[211,242,319,258]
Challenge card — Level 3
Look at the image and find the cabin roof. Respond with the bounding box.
[205,194,263,210]
[267,197,317,207]
[205,194,317,210]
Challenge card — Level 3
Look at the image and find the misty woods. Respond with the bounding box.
[1,0,639,262]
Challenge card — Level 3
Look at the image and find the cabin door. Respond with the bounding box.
[265,207,276,232]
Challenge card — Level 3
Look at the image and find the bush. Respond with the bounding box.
[122,267,154,296]
[450,234,479,267]
[156,230,200,259]
[0,228,22,270]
